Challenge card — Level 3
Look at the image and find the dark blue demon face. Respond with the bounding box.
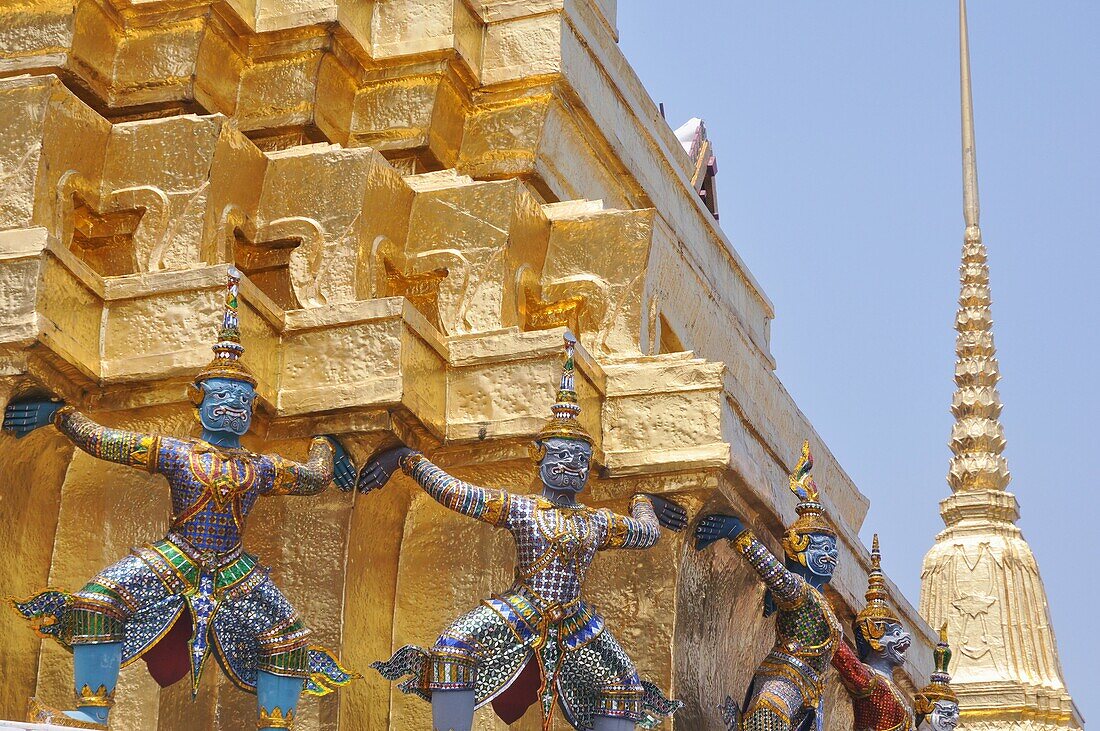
[804,533,839,580]
[197,377,255,437]
[538,437,592,494]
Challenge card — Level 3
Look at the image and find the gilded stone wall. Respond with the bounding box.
[1,1,935,728]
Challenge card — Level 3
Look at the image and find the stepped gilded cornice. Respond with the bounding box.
[919,3,1081,729]
[0,0,939,726]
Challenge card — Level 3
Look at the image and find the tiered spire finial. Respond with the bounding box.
[947,0,1009,496]
[920,6,1082,725]
[914,624,959,714]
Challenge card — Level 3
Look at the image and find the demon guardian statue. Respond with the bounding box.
[4,268,356,730]
[360,335,686,731]
[831,535,916,731]
[695,441,842,731]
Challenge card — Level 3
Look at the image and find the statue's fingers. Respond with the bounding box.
[693,527,717,542]
[694,535,719,551]
[334,463,355,490]
[659,505,686,527]
[335,460,355,483]
[354,471,374,492]
[700,521,725,537]
[341,464,358,484]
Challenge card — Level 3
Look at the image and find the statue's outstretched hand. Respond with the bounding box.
[694,513,746,551]
[321,436,356,492]
[3,399,64,438]
[644,494,688,532]
[356,444,416,494]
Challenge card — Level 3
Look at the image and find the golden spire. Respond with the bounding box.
[921,6,1082,726]
[865,534,888,605]
[947,0,1009,496]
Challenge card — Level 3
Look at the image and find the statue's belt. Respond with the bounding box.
[758,651,826,705]
[136,533,266,601]
[484,589,604,650]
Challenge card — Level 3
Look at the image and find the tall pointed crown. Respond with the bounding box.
[854,534,902,649]
[536,334,593,446]
[194,266,256,387]
[915,624,959,714]
[781,441,835,561]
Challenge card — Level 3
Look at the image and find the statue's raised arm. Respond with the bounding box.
[358,445,514,526]
[4,398,168,472]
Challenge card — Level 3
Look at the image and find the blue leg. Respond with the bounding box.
[71,642,122,725]
[257,670,304,730]
[431,689,475,731]
[593,717,635,730]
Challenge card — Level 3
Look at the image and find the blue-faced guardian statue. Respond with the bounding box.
[361,335,687,731]
[695,441,843,731]
[4,268,357,730]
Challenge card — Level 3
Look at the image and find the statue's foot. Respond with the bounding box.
[27,698,108,729]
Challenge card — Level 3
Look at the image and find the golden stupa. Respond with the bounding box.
[919,3,1081,730]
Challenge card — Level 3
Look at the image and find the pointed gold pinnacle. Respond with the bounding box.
[947,0,1010,495]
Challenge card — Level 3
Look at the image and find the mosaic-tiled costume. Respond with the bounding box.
[8,268,354,729]
[832,641,913,731]
[832,536,914,731]
[372,336,681,730]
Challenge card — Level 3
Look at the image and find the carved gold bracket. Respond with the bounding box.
[384,258,447,330]
[522,285,586,336]
[232,229,303,311]
[68,194,144,277]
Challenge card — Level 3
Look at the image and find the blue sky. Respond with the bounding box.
[620,0,1099,716]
